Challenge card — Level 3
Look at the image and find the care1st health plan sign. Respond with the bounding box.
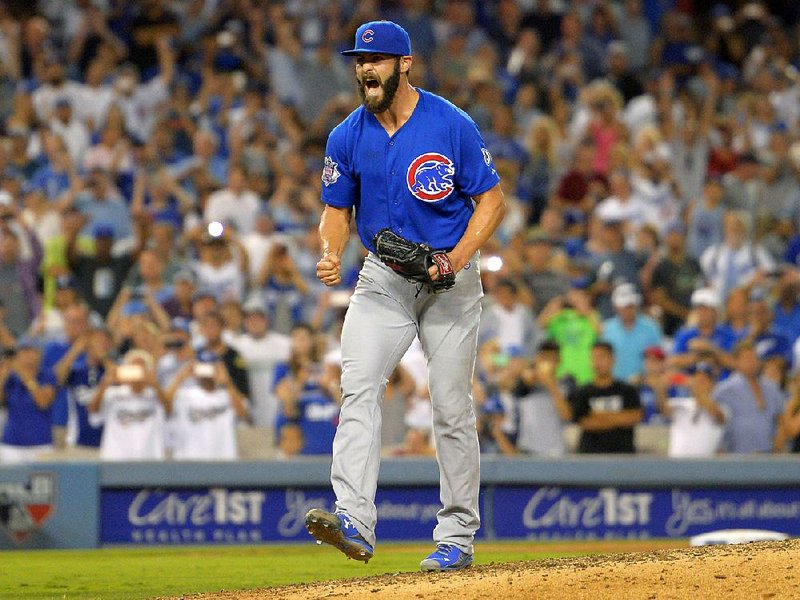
[492,486,800,540]
[99,486,461,545]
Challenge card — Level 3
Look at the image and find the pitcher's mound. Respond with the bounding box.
[203,539,800,599]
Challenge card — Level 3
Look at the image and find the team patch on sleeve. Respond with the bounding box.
[321,156,341,187]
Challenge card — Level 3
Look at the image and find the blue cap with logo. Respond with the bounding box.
[342,21,412,57]
[196,349,219,363]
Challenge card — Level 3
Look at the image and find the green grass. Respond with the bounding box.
[0,542,576,600]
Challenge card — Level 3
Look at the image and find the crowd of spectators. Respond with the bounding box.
[2,0,800,462]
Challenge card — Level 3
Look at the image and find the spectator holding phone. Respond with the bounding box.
[53,327,114,451]
[256,242,309,335]
[659,360,726,457]
[512,341,575,456]
[165,351,248,460]
[198,310,250,400]
[0,338,56,464]
[88,350,167,461]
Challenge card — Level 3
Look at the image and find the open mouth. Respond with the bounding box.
[363,76,381,94]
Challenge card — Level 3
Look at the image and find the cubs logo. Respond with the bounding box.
[361,29,374,43]
[407,153,455,202]
[321,156,340,187]
[0,473,56,543]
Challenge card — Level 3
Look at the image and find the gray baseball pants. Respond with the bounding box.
[331,252,482,553]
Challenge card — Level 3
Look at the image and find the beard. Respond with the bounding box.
[357,59,401,114]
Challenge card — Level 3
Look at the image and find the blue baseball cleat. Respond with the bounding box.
[419,543,473,571]
[304,508,374,563]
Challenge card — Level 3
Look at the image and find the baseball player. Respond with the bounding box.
[304,21,505,571]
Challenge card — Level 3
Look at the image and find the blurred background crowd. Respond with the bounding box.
[1,0,800,463]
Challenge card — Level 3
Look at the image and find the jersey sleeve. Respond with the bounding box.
[454,113,501,197]
[569,387,590,422]
[672,329,692,354]
[320,124,358,208]
[622,383,642,410]
[88,389,111,428]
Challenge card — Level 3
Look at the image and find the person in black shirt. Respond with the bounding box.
[198,310,250,403]
[649,223,703,336]
[569,341,643,453]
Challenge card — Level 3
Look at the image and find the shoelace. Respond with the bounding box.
[434,543,455,556]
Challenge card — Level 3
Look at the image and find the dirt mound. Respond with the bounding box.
[193,539,800,600]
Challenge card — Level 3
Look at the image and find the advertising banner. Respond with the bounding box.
[0,463,99,549]
[100,486,469,545]
[492,486,800,541]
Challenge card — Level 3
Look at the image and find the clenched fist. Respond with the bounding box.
[317,252,342,286]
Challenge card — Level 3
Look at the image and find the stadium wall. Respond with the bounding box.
[2,456,800,549]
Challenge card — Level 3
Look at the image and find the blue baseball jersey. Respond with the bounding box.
[321,88,500,253]
[275,379,339,456]
[64,356,106,447]
[2,371,56,446]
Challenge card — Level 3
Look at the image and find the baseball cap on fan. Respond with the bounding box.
[341,21,412,57]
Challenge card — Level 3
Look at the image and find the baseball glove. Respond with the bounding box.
[373,228,456,293]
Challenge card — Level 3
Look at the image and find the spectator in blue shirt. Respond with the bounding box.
[53,327,115,450]
[0,338,56,464]
[274,339,339,455]
[671,287,738,374]
[772,269,800,344]
[742,292,792,386]
[713,340,785,453]
[71,167,133,243]
[602,283,663,381]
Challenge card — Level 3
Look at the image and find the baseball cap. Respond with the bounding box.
[643,345,666,361]
[242,297,266,315]
[526,229,553,245]
[93,223,115,238]
[192,288,216,303]
[611,283,641,308]
[341,21,412,57]
[691,287,721,309]
[122,300,149,317]
[172,269,197,286]
[169,317,191,334]
[196,349,219,363]
[738,151,761,165]
[55,274,76,289]
[689,361,717,377]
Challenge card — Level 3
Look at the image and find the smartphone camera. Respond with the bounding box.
[117,364,145,383]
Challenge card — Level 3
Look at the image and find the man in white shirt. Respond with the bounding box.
[49,98,90,166]
[112,37,175,142]
[166,351,249,460]
[661,361,727,457]
[32,62,83,122]
[88,351,168,461]
[203,165,261,235]
[229,299,291,428]
[76,59,115,132]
